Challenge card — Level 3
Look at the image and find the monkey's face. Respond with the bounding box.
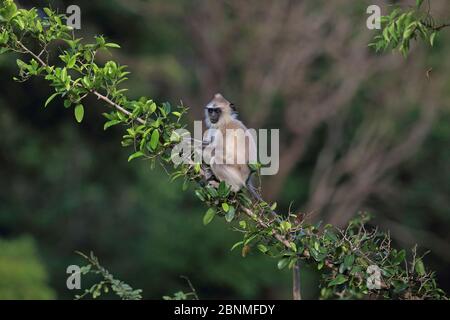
[207,107,222,124]
[204,93,236,127]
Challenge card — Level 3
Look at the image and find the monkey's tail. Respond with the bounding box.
[246,181,280,220]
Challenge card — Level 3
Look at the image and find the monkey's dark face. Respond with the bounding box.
[207,107,222,124]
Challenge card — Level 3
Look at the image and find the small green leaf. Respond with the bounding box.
[67,55,76,68]
[170,131,181,143]
[64,99,71,108]
[224,206,235,223]
[104,119,121,130]
[230,241,243,251]
[194,189,205,202]
[277,257,290,270]
[105,42,121,49]
[257,244,268,253]
[150,129,160,150]
[430,32,437,47]
[241,245,250,257]
[328,274,347,287]
[314,241,319,251]
[270,202,277,211]
[218,181,230,197]
[203,208,216,225]
[149,102,157,114]
[222,203,229,212]
[128,151,144,162]
[290,242,297,252]
[344,255,355,269]
[393,249,406,265]
[74,104,84,123]
[415,259,426,276]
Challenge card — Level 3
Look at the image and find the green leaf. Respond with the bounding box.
[43,7,53,17]
[218,181,231,197]
[74,104,84,123]
[270,202,277,211]
[277,257,290,270]
[430,32,437,47]
[44,92,59,108]
[105,43,121,49]
[205,186,219,198]
[203,208,216,225]
[128,151,144,162]
[257,244,268,253]
[280,221,291,232]
[221,203,229,212]
[328,274,347,287]
[415,259,426,276]
[224,206,235,223]
[393,249,406,265]
[344,254,355,269]
[416,0,424,8]
[0,0,17,21]
[241,245,250,257]
[149,102,157,114]
[16,58,27,70]
[194,189,205,202]
[104,120,121,130]
[288,258,298,269]
[230,241,243,251]
[290,242,297,252]
[169,131,181,143]
[67,55,76,68]
[150,129,160,150]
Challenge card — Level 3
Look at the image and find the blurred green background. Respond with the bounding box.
[0,0,449,299]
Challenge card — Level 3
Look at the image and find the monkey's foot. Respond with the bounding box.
[204,167,214,181]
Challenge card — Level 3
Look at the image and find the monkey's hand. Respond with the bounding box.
[203,165,214,181]
[207,180,219,189]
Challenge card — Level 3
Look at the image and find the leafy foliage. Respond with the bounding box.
[74,251,142,300]
[0,0,447,299]
[369,0,450,56]
[162,276,199,300]
[0,237,55,299]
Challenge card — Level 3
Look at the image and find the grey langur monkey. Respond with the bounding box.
[203,93,257,193]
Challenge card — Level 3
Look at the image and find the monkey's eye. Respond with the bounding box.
[208,108,221,114]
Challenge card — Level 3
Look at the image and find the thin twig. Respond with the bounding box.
[180,276,199,300]
[16,40,146,124]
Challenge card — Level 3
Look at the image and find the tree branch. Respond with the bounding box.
[16,40,146,125]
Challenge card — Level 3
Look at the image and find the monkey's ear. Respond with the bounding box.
[230,103,236,111]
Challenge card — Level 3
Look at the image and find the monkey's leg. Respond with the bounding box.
[203,165,214,181]
[199,165,220,189]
